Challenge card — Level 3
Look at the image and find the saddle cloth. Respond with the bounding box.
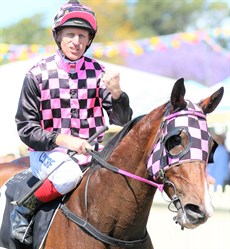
[0,169,61,249]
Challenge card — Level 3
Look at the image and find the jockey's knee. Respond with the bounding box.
[49,162,83,195]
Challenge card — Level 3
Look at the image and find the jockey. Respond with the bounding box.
[10,0,132,245]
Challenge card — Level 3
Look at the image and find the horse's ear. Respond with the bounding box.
[170,78,187,112]
[198,87,224,114]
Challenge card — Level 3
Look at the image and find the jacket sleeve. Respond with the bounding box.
[15,72,59,151]
[102,90,133,126]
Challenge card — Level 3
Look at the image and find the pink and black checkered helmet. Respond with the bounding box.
[52,0,97,49]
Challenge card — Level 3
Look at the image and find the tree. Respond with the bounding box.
[2,14,53,45]
[1,0,228,46]
[80,0,139,42]
[131,0,229,37]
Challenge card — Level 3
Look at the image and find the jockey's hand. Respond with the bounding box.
[101,69,122,100]
[55,134,93,154]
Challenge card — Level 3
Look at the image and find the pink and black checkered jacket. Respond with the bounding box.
[15,51,133,151]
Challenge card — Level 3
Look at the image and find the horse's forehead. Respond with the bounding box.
[186,99,201,111]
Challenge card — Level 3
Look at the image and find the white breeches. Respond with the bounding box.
[30,147,91,195]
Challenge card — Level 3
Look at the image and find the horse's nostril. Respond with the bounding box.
[184,204,206,221]
[185,204,200,213]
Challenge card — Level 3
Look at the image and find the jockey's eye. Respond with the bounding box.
[165,131,190,156]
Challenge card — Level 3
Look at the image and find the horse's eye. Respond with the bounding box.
[165,135,181,154]
[165,131,189,156]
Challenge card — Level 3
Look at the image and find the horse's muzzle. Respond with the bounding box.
[173,203,209,229]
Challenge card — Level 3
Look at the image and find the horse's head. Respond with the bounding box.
[147,78,224,230]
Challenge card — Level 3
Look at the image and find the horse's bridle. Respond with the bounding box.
[146,101,217,229]
[61,100,217,245]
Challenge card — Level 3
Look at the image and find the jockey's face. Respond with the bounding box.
[57,27,90,61]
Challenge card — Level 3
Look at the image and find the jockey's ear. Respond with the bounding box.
[170,78,187,113]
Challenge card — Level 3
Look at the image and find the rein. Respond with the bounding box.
[87,149,164,191]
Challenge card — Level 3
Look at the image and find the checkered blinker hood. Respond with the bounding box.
[147,100,217,179]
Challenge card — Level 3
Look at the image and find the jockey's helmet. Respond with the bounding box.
[52,0,97,51]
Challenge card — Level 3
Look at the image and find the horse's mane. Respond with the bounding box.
[98,115,146,161]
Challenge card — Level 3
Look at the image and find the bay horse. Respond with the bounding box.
[0,78,224,249]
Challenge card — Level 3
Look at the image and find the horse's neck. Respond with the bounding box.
[66,105,165,239]
[111,104,166,173]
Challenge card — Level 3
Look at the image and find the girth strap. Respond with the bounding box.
[60,204,148,247]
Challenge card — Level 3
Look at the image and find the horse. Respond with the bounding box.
[0,78,224,249]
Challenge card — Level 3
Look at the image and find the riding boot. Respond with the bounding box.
[10,194,43,245]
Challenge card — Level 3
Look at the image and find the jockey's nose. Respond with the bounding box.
[72,35,80,45]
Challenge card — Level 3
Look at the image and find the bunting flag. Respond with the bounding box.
[0,27,229,63]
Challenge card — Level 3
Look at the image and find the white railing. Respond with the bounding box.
[153,184,230,211]
[209,184,230,211]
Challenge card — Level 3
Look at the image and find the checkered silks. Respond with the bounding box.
[30,52,107,141]
[147,100,212,177]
